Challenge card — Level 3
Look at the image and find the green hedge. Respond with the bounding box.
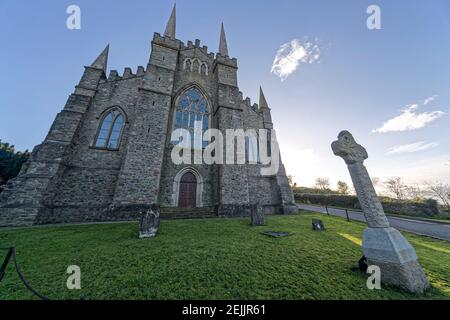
[295,193,440,217]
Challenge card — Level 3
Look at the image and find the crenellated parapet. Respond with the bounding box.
[214,54,238,69]
[108,70,120,81]
[152,32,183,51]
[240,96,263,115]
[105,66,146,82]
[182,39,215,59]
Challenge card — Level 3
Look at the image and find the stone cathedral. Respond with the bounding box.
[0,6,295,227]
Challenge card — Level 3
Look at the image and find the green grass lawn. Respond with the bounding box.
[0,212,449,300]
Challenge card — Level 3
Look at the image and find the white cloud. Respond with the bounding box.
[423,95,438,105]
[271,39,320,81]
[387,141,440,155]
[406,103,419,111]
[373,104,445,133]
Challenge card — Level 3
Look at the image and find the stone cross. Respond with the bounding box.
[139,204,161,239]
[332,131,429,293]
[331,131,389,228]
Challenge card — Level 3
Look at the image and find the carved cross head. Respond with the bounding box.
[331,131,368,164]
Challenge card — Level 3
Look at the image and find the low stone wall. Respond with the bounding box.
[295,193,440,217]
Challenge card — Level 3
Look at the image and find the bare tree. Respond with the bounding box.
[315,177,330,190]
[337,181,349,195]
[369,176,383,196]
[425,181,450,209]
[384,177,407,200]
[405,184,424,201]
[371,177,380,187]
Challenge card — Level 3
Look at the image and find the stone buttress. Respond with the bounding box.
[0,46,109,226]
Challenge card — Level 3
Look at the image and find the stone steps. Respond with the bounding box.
[160,207,217,220]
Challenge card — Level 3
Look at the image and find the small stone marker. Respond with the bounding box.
[350,256,369,273]
[312,219,326,231]
[332,131,429,293]
[139,204,161,239]
[251,204,266,226]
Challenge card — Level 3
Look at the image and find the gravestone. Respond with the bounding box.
[251,204,266,226]
[332,130,429,293]
[312,219,326,231]
[139,204,161,239]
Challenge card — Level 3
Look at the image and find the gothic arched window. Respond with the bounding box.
[172,87,210,148]
[94,108,125,149]
[201,63,208,76]
[192,59,200,74]
[184,59,192,72]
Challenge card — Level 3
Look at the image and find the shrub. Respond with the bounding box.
[0,140,30,190]
[295,193,440,217]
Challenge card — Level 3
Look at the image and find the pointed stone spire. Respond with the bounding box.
[260,86,273,126]
[219,23,229,57]
[259,86,270,111]
[91,44,109,72]
[164,4,176,39]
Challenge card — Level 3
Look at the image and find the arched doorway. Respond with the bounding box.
[178,172,197,208]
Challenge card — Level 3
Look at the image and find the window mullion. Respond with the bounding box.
[106,114,117,148]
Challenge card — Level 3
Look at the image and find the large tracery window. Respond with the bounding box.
[94,108,125,149]
[172,87,210,148]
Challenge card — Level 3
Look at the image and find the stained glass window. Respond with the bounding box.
[95,109,125,149]
[172,88,210,148]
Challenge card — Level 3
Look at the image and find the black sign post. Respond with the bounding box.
[345,209,350,222]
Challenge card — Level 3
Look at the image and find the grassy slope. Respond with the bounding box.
[0,213,449,300]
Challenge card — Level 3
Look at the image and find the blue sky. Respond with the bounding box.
[0,0,449,188]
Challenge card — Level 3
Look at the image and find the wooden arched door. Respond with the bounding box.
[178,172,197,208]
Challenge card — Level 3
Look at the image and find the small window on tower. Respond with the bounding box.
[192,59,200,74]
[201,63,208,76]
[185,59,192,72]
